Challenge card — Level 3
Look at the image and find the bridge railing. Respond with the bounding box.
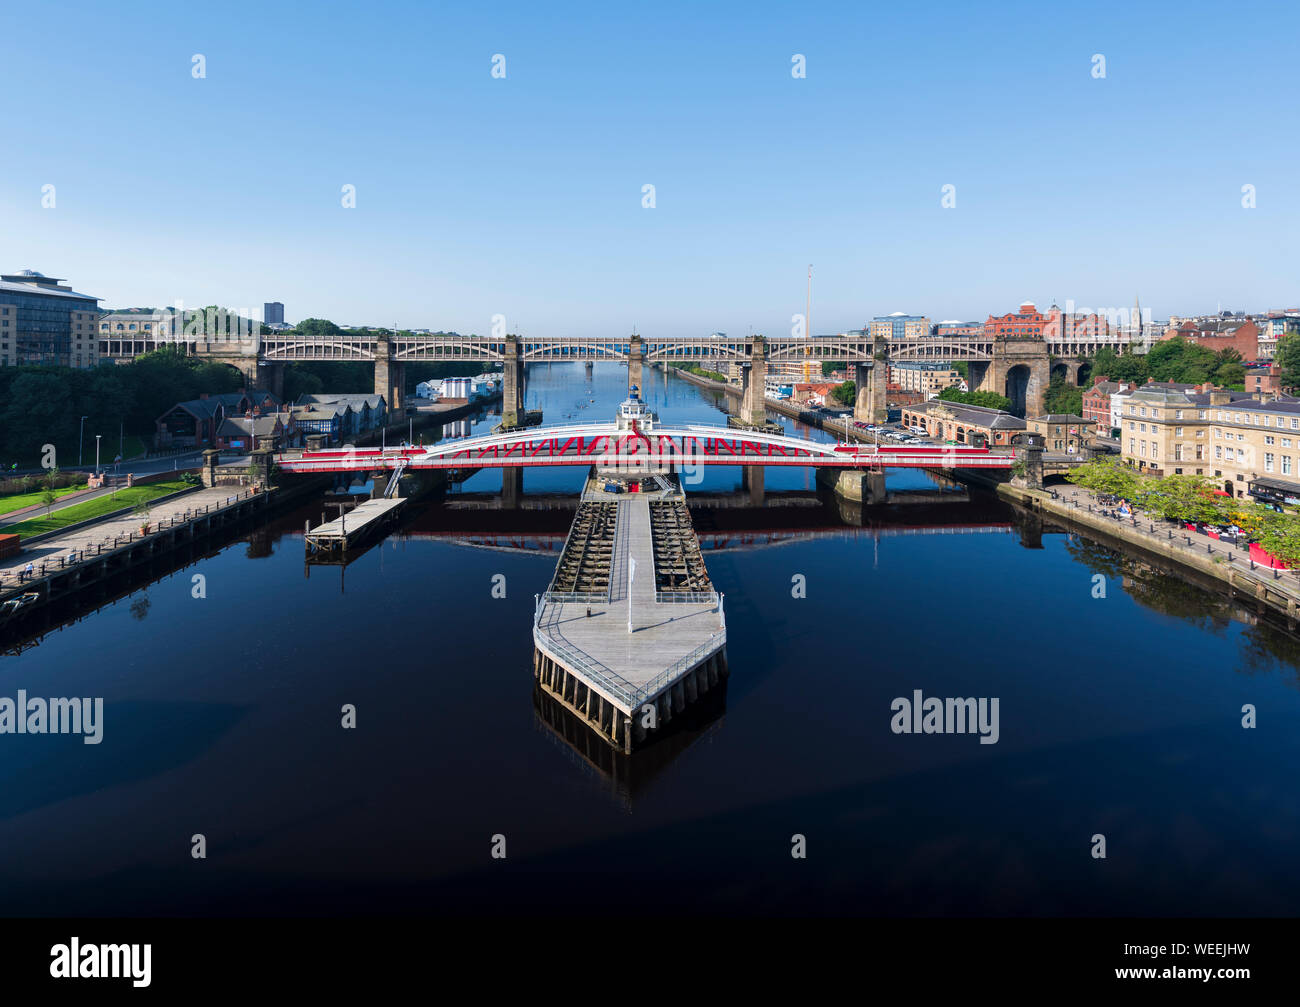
[637,631,727,702]
[654,590,720,605]
[541,591,610,605]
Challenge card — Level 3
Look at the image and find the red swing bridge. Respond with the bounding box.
[275,422,1016,474]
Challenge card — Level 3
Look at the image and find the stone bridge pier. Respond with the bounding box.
[738,336,768,427]
[628,335,644,393]
[977,336,1050,417]
[501,336,527,428]
[373,337,405,412]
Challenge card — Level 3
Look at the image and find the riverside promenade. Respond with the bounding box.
[1002,481,1300,622]
[0,486,268,603]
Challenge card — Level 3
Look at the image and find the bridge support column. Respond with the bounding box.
[854,360,886,423]
[628,335,644,394]
[740,336,768,426]
[818,467,886,504]
[742,465,764,505]
[375,337,392,409]
[503,467,522,508]
[501,336,526,428]
[259,361,284,399]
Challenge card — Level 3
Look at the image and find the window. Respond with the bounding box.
[1196,445,1204,460]
[1285,456,1293,476]
[1215,445,1223,459]
[1140,423,1147,433]
[1174,444,1183,461]
[1176,410,1184,420]
[1293,418,1299,430]
[1152,442,1159,459]
[1130,438,1136,454]
[1140,407,1148,417]
[1199,410,1207,419]
[1175,427,1183,436]
[1266,453,1275,473]
[1140,441,1147,457]
[1285,438,1293,448]
[1266,436,1275,445]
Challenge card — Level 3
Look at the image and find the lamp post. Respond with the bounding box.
[79,416,88,467]
[95,434,102,475]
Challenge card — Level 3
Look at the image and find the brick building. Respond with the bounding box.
[1161,318,1262,362]
[985,301,1047,338]
[1081,376,1132,435]
[899,400,1025,446]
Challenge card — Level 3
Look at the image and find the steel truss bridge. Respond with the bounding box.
[258,333,874,363]
[885,335,1131,363]
[275,422,1016,473]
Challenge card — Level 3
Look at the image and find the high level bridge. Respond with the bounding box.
[181,327,1092,426]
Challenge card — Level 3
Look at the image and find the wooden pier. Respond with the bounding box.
[532,473,728,754]
[304,498,406,554]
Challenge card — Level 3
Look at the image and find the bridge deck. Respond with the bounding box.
[534,496,724,715]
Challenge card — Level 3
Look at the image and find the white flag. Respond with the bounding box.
[629,556,636,589]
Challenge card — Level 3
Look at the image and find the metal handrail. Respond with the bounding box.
[542,590,608,605]
[637,632,726,700]
[654,590,720,604]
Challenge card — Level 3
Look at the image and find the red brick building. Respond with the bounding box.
[1081,375,1131,435]
[1162,319,1261,361]
[1246,365,1283,397]
[985,302,1047,338]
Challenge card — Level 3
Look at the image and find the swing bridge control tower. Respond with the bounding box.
[531,388,728,753]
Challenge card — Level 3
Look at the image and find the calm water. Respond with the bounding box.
[3,363,1299,917]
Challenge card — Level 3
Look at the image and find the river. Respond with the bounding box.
[2,361,1298,916]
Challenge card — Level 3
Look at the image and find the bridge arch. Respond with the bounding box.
[1005,364,1031,416]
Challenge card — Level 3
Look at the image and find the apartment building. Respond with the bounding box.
[1119,383,1300,500]
[869,313,931,341]
[890,361,959,396]
[0,270,101,368]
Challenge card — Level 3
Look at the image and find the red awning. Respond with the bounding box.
[1212,490,1230,496]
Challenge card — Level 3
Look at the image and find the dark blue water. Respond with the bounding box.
[2,363,1299,916]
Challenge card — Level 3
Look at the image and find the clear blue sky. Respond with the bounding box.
[2,0,1296,336]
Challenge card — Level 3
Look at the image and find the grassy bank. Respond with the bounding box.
[0,483,88,518]
[3,479,195,538]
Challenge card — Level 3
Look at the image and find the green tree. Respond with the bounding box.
[1066,457,1140,499]
[937,386,1012,411]
[295,318,342,338]
[1043,376,1083,416]
[1255,513,1300,568]
[1274,334,1300,393]
[1133,474,1227,524]
[1089,346,1148,384]
[831,381,856,405]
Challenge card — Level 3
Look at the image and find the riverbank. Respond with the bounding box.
[1000,481,1300,622]
[667,365,829,427]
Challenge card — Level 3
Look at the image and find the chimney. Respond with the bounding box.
[1209,389,1232,405]
[1093,374,1109,386]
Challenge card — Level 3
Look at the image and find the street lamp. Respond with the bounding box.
[79,416,88,467]
[95,434,102,475]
